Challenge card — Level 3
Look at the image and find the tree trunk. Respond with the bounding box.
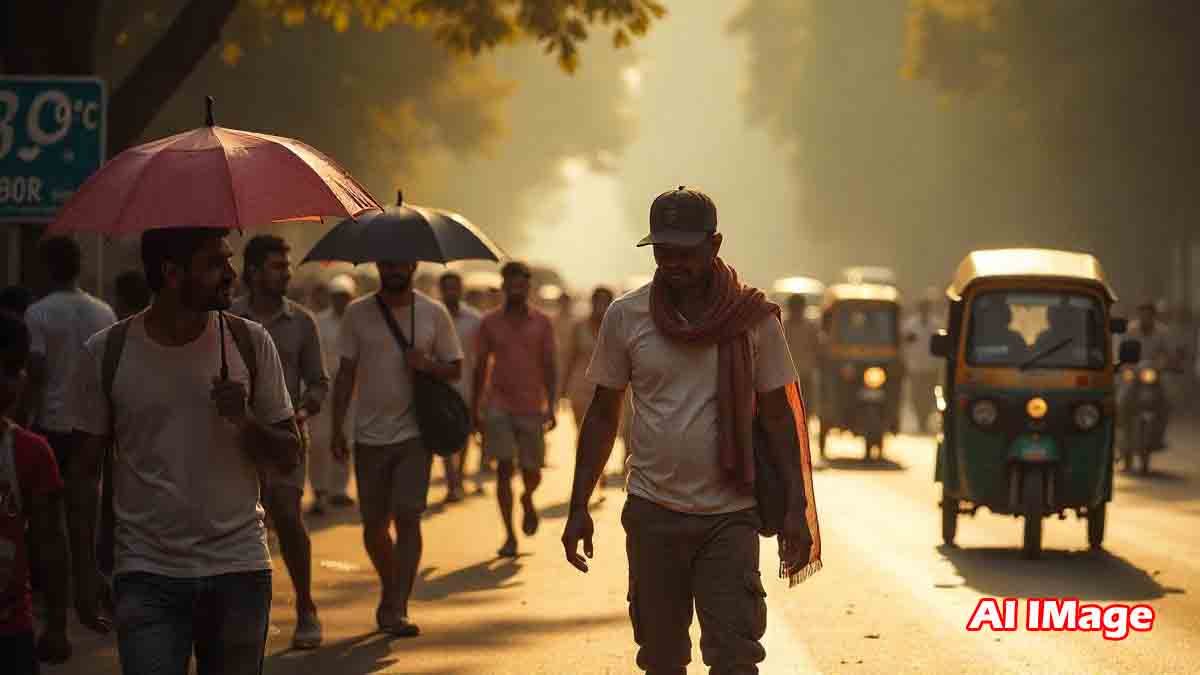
[106,0,241,154]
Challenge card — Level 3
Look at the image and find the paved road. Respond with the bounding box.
[48,409,1200,674]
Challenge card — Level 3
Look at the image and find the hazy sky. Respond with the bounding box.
[512,0,808,293]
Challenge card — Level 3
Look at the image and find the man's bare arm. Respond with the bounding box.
[758,386,807,512]
[568,386,625,512]
[331,356,357,441]
[31,490,69,633]
[472,346,492,420]
[66,432,109,630]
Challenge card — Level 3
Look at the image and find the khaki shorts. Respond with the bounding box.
[259,420,310,494]
[483,409,546,470]
[354,438,432,523]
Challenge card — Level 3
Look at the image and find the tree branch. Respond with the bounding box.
[107,0,240,154]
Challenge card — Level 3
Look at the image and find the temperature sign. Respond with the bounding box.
[0,77,106,222]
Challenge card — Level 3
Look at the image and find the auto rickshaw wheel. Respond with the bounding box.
[1139,448,1151,475]
[818,426,829,460]
[1021,468,1044,560]
[864,431,883,461]
[1087,502,1106,550]
[941,491,958,546]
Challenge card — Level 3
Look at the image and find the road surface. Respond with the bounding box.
[49,409,1200,674]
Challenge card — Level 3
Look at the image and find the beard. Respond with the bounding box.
[382,273,413,293]
[181,276,232,311]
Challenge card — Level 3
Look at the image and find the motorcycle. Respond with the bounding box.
[1119,366,1172,474]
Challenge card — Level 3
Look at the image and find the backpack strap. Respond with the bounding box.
[97,317,132,578]
[221,311,258,402]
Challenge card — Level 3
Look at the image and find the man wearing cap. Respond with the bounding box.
[902,291,943,434]
[562,187,822,674]
[438,270,485,500]
[308,274,359,514]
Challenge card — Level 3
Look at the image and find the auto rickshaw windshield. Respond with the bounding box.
[966,291,1106,369]
[834,304,897,345]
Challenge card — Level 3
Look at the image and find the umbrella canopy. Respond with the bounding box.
[302,191,505,266]
[50,97,381,235]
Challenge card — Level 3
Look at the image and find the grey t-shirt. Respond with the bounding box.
[25,289,116,432]
[586,284,799,514]
[72,313,294,578]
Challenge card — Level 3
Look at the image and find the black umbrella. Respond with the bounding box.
[302,191,505,265]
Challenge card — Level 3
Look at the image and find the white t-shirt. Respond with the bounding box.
[24,289,116,432]
[448,303,483,406]
[72,313,294,578]
[585,284,799,515]
[901,314,941,374]
[339,292,464,446]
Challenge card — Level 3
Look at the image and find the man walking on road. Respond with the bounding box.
[562,187,821,675]
[70,227,301,675]
[331,260,463,637]
[901,291,942,434]
[438,271,484,500]
[18,236,115,593]
[231,235,329,649]
[309,274,358,514]
[473,262,558,559]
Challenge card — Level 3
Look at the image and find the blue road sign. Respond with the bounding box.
[0,77,106,222]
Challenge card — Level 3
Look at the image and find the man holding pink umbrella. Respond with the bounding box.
[53,98,381,675]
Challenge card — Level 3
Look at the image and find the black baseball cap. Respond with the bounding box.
[637,186,718,248]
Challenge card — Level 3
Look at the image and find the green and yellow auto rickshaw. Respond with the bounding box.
[930,249,1141,559]
[818,283,903,460]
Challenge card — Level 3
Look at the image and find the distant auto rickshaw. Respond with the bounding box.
[818,283,903,460]
[930,249,1141,559]
[841,266,897,286]
[771,276,826,322]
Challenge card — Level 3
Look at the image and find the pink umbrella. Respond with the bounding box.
[49,97,381,235]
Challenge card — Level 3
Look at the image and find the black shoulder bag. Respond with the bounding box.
[375,295,470,457]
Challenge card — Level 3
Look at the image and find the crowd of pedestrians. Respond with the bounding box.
[0,186,826,675]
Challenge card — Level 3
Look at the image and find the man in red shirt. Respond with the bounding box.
[0,311,80,674]
[473,262,558,558]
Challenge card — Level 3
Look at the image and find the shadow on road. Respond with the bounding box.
[822,457,907,472]
[264,613,626,675]
[938,545,1185,601]
[413,558,526,601]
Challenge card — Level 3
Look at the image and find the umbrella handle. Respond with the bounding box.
[218,311,229,381]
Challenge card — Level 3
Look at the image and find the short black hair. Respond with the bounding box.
[500,261,531,280]
[0,310,31,374]
[439,271,462,286]
[40,236,82,284]
[0,286,33,315]
[243,234,290,281]
[141,227,229,293]
[115,270,151,312]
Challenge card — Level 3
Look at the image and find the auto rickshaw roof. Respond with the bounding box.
[823,283,901,305]
[946,249,1117,302]
[772,276,826,296]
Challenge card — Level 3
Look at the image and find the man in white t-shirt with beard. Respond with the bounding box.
[70,227,301,674]
[330,260,463,637]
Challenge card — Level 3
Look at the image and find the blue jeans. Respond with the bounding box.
[114,570,272,675]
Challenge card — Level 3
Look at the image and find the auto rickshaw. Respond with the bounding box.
[930,249,1141,559]
[818,283,903,460]
[771,276,826,322]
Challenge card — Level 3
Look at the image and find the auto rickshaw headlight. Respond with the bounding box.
[1026,397,1049,420]
[970,400,999,427]
[1139,368,1158,385]
[863,367,887,389]
[1073,403,1101,431]
[1121,368,1136,384]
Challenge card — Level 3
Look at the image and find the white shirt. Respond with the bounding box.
[72,313,294,578]
[340,292,464,446]
[448,303,483,407]
[25,289,116,432]
[585,284,799,515]
[901,314,941,374]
